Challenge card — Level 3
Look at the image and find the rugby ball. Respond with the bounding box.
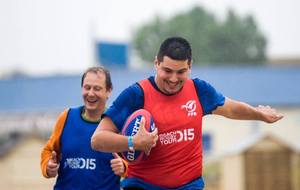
[121,109,155,162]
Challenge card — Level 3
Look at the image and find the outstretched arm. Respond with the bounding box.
[212,97,283,123]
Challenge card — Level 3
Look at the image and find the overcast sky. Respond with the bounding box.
[1,0,299,76]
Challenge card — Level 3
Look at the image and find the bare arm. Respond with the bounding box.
[91,116,158,153]
[212,97,283,123]
[91,117,128,152]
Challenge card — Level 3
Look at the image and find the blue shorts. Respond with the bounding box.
[121,176,205,190]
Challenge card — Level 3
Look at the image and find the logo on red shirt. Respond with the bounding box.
[181,100,197,117]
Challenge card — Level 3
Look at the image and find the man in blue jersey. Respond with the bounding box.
[91,37,283,190]
[41,66,126,190]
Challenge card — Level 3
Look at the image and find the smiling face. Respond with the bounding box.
[82,71,111,118]
[155,56,191,95]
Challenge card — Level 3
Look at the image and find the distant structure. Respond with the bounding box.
[268,56,300,65]
[95,41,129,67]
[220,134,300,190]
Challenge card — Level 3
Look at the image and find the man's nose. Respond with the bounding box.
[169,73,178,82]
[88,90,95,96]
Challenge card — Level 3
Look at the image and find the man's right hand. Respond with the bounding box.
[132,117,158,155]
[46,151,59,178]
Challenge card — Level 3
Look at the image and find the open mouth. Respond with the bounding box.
[87,99,97,104]
[166,81,179,89]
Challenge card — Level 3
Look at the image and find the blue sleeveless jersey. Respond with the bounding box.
[54,106,120,190]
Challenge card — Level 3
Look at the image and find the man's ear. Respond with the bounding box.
[188,60,192,69]
[154,56,159,69]
[106,89,112,100]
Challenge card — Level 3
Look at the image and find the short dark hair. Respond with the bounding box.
[157,37,192,63]
[81,66,113,91]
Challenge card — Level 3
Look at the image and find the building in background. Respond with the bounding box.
[95,41,129,68]
[220,134,300,190]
